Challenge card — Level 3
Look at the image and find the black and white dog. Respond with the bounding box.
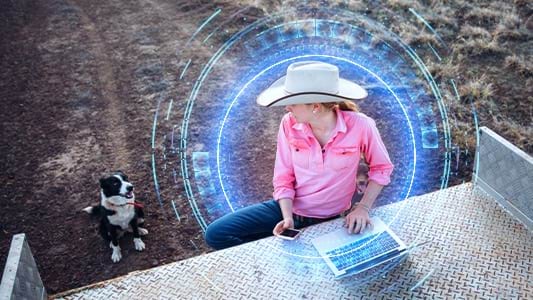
[83,171,147,263]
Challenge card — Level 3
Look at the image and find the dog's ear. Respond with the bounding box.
[99,177,108,189]
[115,170,128,181]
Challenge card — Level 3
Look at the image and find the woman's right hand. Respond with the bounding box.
[273,218,295,236]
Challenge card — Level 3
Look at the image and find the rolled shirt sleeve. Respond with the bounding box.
[272,115,296,201]
[361,117,394,186]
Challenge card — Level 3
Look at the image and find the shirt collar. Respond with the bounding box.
[334,107,347,134]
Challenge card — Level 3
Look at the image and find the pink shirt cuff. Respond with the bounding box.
[368,165,394,186]
[273,189,295,201]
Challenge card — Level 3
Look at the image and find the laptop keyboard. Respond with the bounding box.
[326,231,400,271]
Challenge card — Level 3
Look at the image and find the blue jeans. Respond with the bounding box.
[205,199,338,250]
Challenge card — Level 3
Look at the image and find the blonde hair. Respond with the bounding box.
[320,100,359,112]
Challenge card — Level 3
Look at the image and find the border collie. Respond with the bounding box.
[83,171,147,263]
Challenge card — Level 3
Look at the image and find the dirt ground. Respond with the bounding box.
[0,0,531,295]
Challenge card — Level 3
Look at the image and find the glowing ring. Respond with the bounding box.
[217,53,416,259]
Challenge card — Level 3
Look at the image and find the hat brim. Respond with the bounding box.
[256,76,368,107]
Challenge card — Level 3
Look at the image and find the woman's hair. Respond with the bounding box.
[320,100,359,112]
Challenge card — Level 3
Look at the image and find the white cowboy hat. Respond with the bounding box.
[256,61,368,107]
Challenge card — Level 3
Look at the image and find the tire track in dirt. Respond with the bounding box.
[3,0,251,293]
[65,0,132,171]
[1,0,133,293]
[115,0,217,251]
[59,0,216,288]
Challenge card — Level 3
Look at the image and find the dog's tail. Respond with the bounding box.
[82,205,102,216]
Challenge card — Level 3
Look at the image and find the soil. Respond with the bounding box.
[0,0,221,293]
[0,0,531,295]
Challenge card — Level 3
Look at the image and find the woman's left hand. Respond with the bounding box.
[344,207,372,234]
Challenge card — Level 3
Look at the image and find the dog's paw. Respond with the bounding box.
[82,206,93,214]
[109,242,122,263]
[138,228,149,236]
[111,251,122,263]
[134,238,145,251]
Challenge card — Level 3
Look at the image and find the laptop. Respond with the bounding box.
[312,216,408,278]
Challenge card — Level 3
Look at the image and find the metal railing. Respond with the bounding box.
[0,234,47,300]
[474,126,533,230]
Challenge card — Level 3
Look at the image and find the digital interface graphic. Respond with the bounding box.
[2,0,530,296]
[149,3,480,287]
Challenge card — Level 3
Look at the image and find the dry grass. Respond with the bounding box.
[465,7,503,27]
[449,123,477,150]
[459,25,491,39]
[504,54,533,77]
[513,0,531,8]
[221,0,531,154]
[493,24,531,42]
[409,31,440,45]
[424,6,458,30]
[490,7,530,42]
[386,0,423,11]
[455,23,505,57]
[489,117,533,150]
[452,7,518,56]
[459,75,495,103]
[453,35,506,57]
[388,21,439,46]
[501,12,521,29]
[427,58,460,81]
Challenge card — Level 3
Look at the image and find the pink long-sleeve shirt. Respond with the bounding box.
[272,108,394,218]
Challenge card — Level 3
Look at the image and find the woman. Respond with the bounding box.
[205,61,394,250]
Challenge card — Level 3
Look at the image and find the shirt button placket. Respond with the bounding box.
[320,147,326,169]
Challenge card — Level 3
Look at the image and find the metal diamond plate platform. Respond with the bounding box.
[54,183,532,299]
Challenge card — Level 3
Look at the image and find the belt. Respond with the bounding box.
[293,214,339,224]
